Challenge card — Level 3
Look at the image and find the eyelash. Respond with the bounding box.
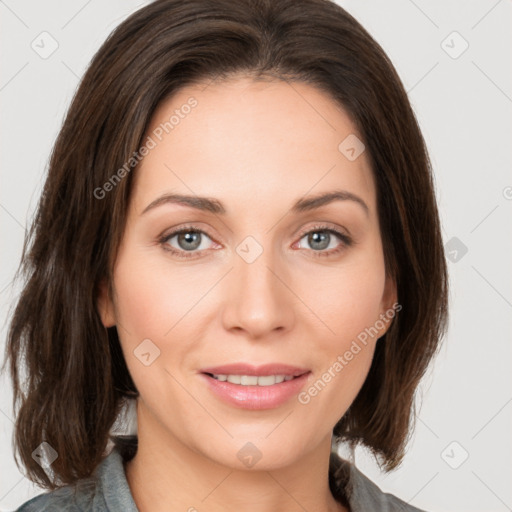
[158,223,353,260]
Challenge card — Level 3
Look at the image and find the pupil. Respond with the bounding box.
[179,232,201,250]
[310,231,329,250]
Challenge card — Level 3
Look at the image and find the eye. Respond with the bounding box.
[159,226,217,259]
[159,223,353,259]
[295,224,352,258]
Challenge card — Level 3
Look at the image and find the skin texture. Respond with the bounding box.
[98,76,397,512]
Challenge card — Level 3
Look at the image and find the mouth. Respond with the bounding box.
[199,363,311,410]
[203,373,301,386]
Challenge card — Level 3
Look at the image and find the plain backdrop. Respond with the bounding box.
[1,1,511,511]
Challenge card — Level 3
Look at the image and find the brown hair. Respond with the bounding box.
[2,0,448,490]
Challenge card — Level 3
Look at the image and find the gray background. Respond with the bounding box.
[1,1,511,511]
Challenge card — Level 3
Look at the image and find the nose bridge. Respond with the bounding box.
[222,233,294,336]
[237,235,278,293]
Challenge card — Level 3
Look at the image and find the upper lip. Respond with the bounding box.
[200,363,310,377]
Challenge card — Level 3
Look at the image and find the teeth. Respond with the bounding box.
[240,375,258,385]
[256,375,277,386]
[212,374,296,386]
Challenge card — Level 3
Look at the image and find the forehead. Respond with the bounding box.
[131,76,376,217]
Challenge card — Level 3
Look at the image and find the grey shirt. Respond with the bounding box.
[15,446,426,511]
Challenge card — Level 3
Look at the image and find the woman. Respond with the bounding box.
[3,0,448,510]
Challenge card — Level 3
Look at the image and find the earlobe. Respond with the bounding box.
[378,274,399,338]
[383,274,398,312]
[97,279,116,327]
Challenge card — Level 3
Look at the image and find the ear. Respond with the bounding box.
[97,278,116,327]
[377,274,399,338]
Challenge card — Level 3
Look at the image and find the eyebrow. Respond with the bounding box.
[140,189,369,217]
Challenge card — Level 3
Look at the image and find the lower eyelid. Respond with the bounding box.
[295,229,351,251]
[160,230,215,252]
[160,226,352,256]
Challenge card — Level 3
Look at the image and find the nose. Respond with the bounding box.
[220,239,295,340]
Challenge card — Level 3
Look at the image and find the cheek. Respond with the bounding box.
[110,247,219,393]
[299,255,386,346]
[112,249,207,340]
[113,235,387,362]
[293,255,386,415]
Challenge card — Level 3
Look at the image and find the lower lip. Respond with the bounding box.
[201,373,311,410]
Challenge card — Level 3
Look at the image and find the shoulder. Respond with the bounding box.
[15,444,138,512]
[330,452,428,512]
[348,464,427,512]
[15,478,96,511]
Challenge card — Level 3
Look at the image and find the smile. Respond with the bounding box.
[199,365,311,410]
[208,374,296,385]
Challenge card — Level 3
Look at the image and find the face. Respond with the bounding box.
[98,76,396,470]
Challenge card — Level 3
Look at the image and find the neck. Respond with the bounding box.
[124,403,347,512]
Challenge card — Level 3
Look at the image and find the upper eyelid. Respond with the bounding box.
[160,224,352,261]
[296,222,350,238]
[161,223,350,245]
